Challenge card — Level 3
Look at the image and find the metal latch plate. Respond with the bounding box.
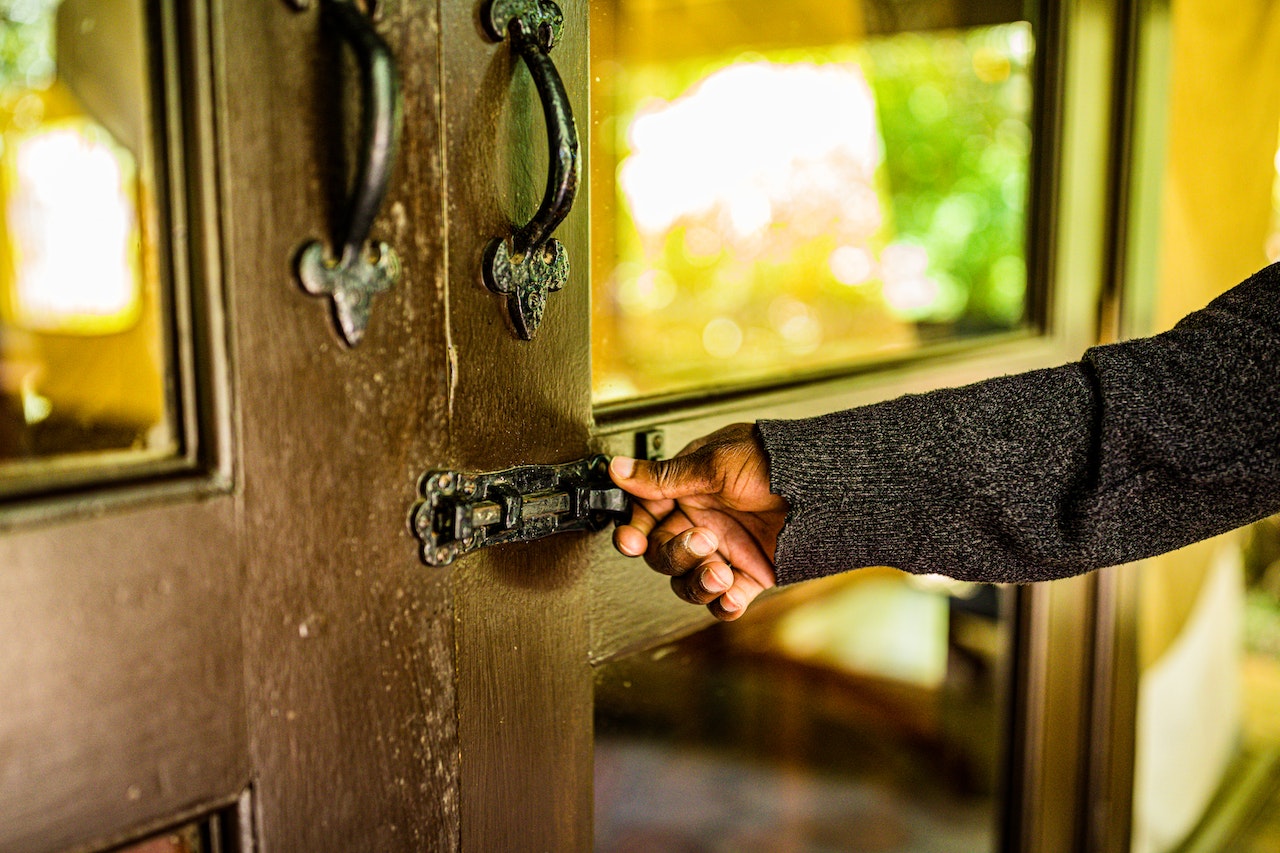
[410,455,628,566]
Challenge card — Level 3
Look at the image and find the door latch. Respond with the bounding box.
[410,455,630,567]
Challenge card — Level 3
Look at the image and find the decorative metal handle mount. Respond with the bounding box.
[296,0,403,347]
[481,0,581,340]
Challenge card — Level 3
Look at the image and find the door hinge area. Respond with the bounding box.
[410,455,629,567]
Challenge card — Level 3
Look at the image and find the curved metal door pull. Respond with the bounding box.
[482,0,581,340]
[296,0,403,347]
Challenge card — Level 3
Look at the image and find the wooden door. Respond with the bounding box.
[225,0,462,846]
[0,0,462,849]
[438,0,595,848]
[0,1,247,849]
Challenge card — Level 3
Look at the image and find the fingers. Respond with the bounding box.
[708,570,769,622]
[609,453,721,502]
[670,560,770,621]
[650,519,774,619]
[612,500,663,557]
[607,423,778,622]
[613,524,649,558]
[670,560,733,605]
[646,526,718,577]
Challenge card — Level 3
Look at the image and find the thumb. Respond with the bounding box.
[609,452,721,501]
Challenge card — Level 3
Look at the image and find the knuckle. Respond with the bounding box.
[705,445,731,474]
[670,575,699,605]
[650,461,682,491]
[646,540,681,576]
[660,456,704,491]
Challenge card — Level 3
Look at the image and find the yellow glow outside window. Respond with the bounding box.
[2,116,142,335]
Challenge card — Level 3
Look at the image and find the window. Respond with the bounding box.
[596,573,1009,851]
[591,0,1042,406]
[0,0,187,495]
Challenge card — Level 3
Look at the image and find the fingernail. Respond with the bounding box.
[615,529,644,557]
[721,591,742,612]
[688,532,714,556]
[610,456,636,479]
[701,566,730,593]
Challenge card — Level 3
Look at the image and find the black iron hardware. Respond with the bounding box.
[295,0,403,347]
[481,0,581,340]
[411,455,628,567]
[635,429,666,461]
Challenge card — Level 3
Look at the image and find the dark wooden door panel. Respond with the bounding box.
[0,500,244,853]
[0,0,244,849]
[220,0,457,848]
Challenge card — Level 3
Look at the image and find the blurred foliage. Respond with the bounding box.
[866,25,1031,330]
[0,0,59,93]
[1245,517,1280,657]
[594,22,1036,403]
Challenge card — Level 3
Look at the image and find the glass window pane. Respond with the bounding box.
[591,1,1038,404]
[595,572,1007,851]
[0,0,177,488]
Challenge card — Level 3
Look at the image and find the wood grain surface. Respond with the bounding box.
[223,0,458,848]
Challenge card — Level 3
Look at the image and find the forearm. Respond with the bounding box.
[759,263,1280,585]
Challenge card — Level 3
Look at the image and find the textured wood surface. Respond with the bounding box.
[0,501,245,853]
[0,2,1132,850]
[223,0,458,848]
[440,0,595,847]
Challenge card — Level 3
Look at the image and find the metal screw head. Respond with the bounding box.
[636,429,666,461]
[435,472,455,494]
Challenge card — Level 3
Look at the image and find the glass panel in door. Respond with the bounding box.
[591,0,1041,405]
[595,571,1009,851]
[0,0,179,492]
[590,2,1044,849]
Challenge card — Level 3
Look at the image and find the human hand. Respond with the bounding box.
[609,423,789,621]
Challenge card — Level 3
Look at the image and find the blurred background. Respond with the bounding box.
[585,1,1280,852]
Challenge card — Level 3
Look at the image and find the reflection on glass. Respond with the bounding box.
[0,0,174,488]
[595,570,1007,852]
[591,0,1036,403]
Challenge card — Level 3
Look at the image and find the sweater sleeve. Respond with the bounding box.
[757,263,1280,586]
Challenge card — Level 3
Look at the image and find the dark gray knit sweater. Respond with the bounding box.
[757,263,1280,586]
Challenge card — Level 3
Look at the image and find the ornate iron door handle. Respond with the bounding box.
[296,0,404,347]
[481,0,581,340]
[411,456,629,567]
